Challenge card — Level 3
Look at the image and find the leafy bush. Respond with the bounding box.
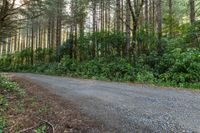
[0,42,199,89]
[185,20,200,47]
[58,56,78,74]
[57,56,134,81]
[159,48,200,86]
[136,70,155,84]
[43,63,60,75]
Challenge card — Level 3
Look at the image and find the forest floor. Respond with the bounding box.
[1,74,106,133]
[2,73,200,133]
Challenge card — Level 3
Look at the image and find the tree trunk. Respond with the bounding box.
[56,0,62,60]
[31,22,34,65]
[189,0,195,24]
[92,0,96,58]
[169,0,173,38]
[126,0,131,56]
[156,0,162,55]
[116,0,121,56]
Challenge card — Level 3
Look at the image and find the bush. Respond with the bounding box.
[57,56,134,81]
[159,48,200,85]
[136,70,155,84]
[58,56,78,74]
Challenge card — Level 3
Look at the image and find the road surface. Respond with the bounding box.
[12,73,200,133]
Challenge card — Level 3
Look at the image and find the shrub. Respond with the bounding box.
[57,56,134,81]
[159,48,200,85]
[58,56,78,74]
[136,70,155,83]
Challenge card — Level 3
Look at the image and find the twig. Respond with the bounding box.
[36,117,55,133]
[18,124,41,133]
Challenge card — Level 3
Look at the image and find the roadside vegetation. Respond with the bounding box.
[0,75,103,132]
[0,75,54,132]
[0,76,48,133]
[0,34,199,89]
[0,75,25,132]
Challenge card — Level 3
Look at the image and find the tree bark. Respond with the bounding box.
[156,0,162,55]
[189,0,195,24]
[126,0,131,56]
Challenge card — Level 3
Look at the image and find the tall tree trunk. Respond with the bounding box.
[47,19,51,49]
[189,0,196,46]
[17,29,21,52]
[56,0,62,60]
[92,0,96,58]
[189,0,195,24]
[116,0,121,32]
[169,0,173,38]
[156,0,162,55]
[51,19,55,49]
[31,22,34,65]
[126,0,131,56]
[116,0,121,56]
[144,0,149,53]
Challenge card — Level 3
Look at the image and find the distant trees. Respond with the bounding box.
[0,0,199,62]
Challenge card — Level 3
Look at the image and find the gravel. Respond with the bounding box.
[13,73,200,133]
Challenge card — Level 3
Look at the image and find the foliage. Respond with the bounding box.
[0,117,6,133]
[135,65,156,84]
[34,125,47,133]
[0,22,200,89]
[158,48,200,86]
[185,20,200,47]
[0,44,200,89]
[58,56,133,81]
[0,75,26,132]
[0,76,25,97]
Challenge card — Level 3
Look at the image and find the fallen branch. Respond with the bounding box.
[18,123,41,133]
[36,117,55,133]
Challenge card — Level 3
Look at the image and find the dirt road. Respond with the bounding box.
[12,73,200,133]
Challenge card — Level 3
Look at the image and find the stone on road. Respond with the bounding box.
[13,73,200,133]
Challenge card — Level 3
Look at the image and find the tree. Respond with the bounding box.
[189,0,195,24]
[156,0,162,54]
[126,0,144,58]
[125,0,131,56]
[92,0,97,58]
[116,0,121,32]
[56,0,64,60]
[168,0,173,38]
[0,0,22,42]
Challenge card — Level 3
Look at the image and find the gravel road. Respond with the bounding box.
[12,73,200,133]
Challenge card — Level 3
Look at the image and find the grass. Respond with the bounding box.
[0,75,56,132]
[0,75,26,132]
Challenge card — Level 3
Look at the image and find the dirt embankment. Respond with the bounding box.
[6,76,106,133]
